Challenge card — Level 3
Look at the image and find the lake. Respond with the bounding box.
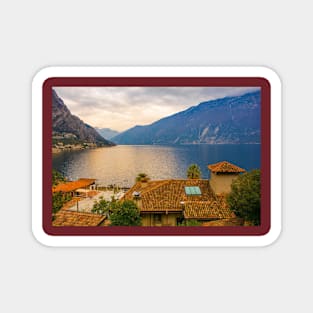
[52,144,260,187]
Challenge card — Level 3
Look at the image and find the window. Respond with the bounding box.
[184,186,201,195]
[153,214,162,224]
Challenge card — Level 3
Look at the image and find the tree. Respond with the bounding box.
[91,196,111,216]
[135,173,150,183]
[178,219,201,226]
[227,169,261,225]
[52,170,71,216]
[52,191,72,214]
[110,200,142,226]
[187,164,202,179]
[52,169,66,186]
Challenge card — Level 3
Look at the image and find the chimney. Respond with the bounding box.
[132,191,142,209]
[140,179,149,188]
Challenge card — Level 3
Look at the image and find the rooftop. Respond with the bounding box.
[123,179,214,212]
[123,179,235,219]
[184,198,235,220]
[52,178,96,193]
[208,161,246,173]
[52,211,105,226]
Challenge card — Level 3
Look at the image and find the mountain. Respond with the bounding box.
[95,128,120,140]
[52,89,114,146]
[111,91,260,145]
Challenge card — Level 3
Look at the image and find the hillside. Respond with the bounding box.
[95,128,120,140]
[52,89,114,149]
[112,91,261,145]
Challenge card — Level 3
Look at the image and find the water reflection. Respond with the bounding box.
[52,144,260,187]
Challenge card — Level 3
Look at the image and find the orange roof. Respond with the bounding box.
[123,179,215,212]
[208,161,245,173]
[52,178,95,193]
[184,200,235,220]
[52,211,105,226]
[122,179,235,221]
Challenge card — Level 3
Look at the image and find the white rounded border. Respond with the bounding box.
[32,66,281,247]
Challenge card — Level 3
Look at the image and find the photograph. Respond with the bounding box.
[50,84,263,230]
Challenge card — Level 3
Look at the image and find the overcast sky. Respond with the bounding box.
[54,87,260,132]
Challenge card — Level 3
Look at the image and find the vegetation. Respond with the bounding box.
[52,169,66,186]
[135,173,150,183]
[91,196,111,216]
[52,170,71,214]
[52,192,72,214]
[179,219,201,226]
[91,197,141,226]
[187,164,202,179]
[227,169,261,225]
[91,196,118,215]
[110,200,142,226]
[52,137,83,146]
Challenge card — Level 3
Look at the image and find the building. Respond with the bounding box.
[122,160,245,226]
[52,161,245,227]
[122,179,235,226]
[208,161,245,194]
[53,210,106,226]
[52,178,96,197]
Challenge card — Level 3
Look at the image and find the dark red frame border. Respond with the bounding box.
[43,77,270,236]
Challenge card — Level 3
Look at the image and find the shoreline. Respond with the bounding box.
[52,143,114,154]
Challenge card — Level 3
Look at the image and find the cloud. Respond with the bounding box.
[54,86,260,132]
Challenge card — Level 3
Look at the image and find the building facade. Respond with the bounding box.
[208,161,246,194]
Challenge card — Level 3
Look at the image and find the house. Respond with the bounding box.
[122,182,235,227]
[52,210,106,226]
[208,161,245,194]
[122,160,245,226]
[52,178,96,197]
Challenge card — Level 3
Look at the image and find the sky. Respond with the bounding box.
[54,87,260,132]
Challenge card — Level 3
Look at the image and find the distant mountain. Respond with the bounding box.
[95,128,120,140]
[52,89,114,146]
[112,91,260,145]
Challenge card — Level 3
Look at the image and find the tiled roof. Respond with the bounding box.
[184,200,235,219]
[202,218,244,226]
[52,211,105,226]
[52,178,96,193]
[208,161,245,173]
[123,180,233,220]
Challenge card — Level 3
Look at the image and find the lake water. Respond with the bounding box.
[52,144,260,187]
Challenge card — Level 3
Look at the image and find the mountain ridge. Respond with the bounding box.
[112,91,260,145]
[95,127,120,140]
[52,90,114,146]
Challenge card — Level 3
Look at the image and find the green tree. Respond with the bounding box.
[52,192,72,214]
[52,169,66,186]
[91,196,111,216]
[187,164,202,179]
[227,169,261,225]
[179,219,201,226]
[52,192,64,213]
[110,200,142,226]
[135,173,150,183]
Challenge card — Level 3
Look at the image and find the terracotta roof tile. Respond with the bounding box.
[52,211,105,226]
[53,178,96,193]
[208,161,245,173]
[184,200,235,219]
[123,179,234,221]
[124,179,215,212]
